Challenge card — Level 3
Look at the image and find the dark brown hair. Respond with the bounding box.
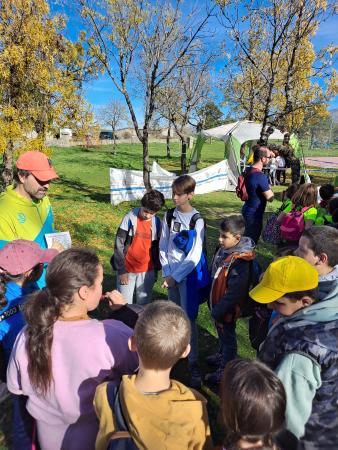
[172,175,196,195]
[253,147,268,163]
[141,189,165,212]
[24,248,100,395]
[134,300,190,370]
[328,197,338,215]
[319,184,334,201]
[284,183,299,201]
[220,215,245,236]
[13,169,31,186]
[285,288,318,302]
[0,272,25,308]
[332,209,338,223]
[302,226,338,268]
[220,359,286,450]
[291,183,317,208]
[0,264,43,308]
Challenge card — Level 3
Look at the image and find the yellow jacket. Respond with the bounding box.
[94,374,213,450]
[0,185,54,248]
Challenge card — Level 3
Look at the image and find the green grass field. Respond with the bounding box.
[0,140,336,448]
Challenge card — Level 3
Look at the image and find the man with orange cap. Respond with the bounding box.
[0,151,58,285]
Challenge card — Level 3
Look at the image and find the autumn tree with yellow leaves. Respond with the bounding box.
[0,0,95,186]
[218,0,337,137]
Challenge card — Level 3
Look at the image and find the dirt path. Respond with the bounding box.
[305,157,338,168]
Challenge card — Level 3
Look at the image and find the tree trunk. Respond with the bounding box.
[166,122,171,158]
[142,133,152,191]
[181,138,187,174]
[112,124,116,154]
[260,78,274,142]
[248,92,254,121]
[2,141,14,189]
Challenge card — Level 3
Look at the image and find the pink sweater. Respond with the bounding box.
[7,319,138,450]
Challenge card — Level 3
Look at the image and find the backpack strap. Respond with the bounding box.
[189,212,203,230]
[210,251,257,320]
[210,252,255,302]
[155,216,161,239]
[127,218,134,236]
[166,208,204,231]
[291,205,310,214]
[110,431,133,441]
[166,207,175,230]
[230,251,256,262]
[106,382,129,433]
[245,167,261,177]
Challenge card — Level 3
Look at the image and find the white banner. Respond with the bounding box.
[110,160,237,205]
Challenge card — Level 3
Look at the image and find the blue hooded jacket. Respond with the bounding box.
[173,229,211,320]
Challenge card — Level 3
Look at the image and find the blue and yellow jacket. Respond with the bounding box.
[0,186,54,286]
[0,185,54,248]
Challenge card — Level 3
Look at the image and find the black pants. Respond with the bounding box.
[243,214,263,244]
[276,169,286,184]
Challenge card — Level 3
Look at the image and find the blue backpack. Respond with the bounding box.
[106,382,138,450]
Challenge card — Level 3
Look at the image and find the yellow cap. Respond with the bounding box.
[250,256,318,304]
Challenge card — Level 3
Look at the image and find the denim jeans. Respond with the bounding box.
[168,279,199,365]
[117,270,155,305]
[217,321,237,367]
[243,213,263,244]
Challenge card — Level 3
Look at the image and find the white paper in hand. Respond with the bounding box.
[45,232,72,250]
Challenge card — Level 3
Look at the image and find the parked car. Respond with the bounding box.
[99,131,118,140]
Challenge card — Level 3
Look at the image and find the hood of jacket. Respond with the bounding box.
[119,374,211,450]
[319,265,338,282]
[278,280,338,325]
[217,236,255,258]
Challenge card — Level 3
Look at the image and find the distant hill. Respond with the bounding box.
[330,108,338,124]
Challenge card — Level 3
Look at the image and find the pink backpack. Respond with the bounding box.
[280,206,310,242]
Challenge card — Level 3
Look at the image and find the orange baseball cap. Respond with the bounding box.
[16,151,58,182]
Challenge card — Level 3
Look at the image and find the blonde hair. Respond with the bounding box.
[134,301,190,370]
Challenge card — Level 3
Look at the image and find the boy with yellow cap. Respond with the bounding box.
[250,256,338,450]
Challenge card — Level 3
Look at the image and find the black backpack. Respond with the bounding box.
[106,381,138,450]
[166,207,207,255]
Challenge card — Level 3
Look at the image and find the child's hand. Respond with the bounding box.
[119,273,129,285]
[51,239,65,252]
[104,290,127,309]
[161,280,169,289]
[162,276,176,289]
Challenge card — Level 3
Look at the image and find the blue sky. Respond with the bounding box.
[53,1,338,125]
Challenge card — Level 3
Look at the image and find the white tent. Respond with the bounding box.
[201,121,284,143]
[190,121,285,174]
